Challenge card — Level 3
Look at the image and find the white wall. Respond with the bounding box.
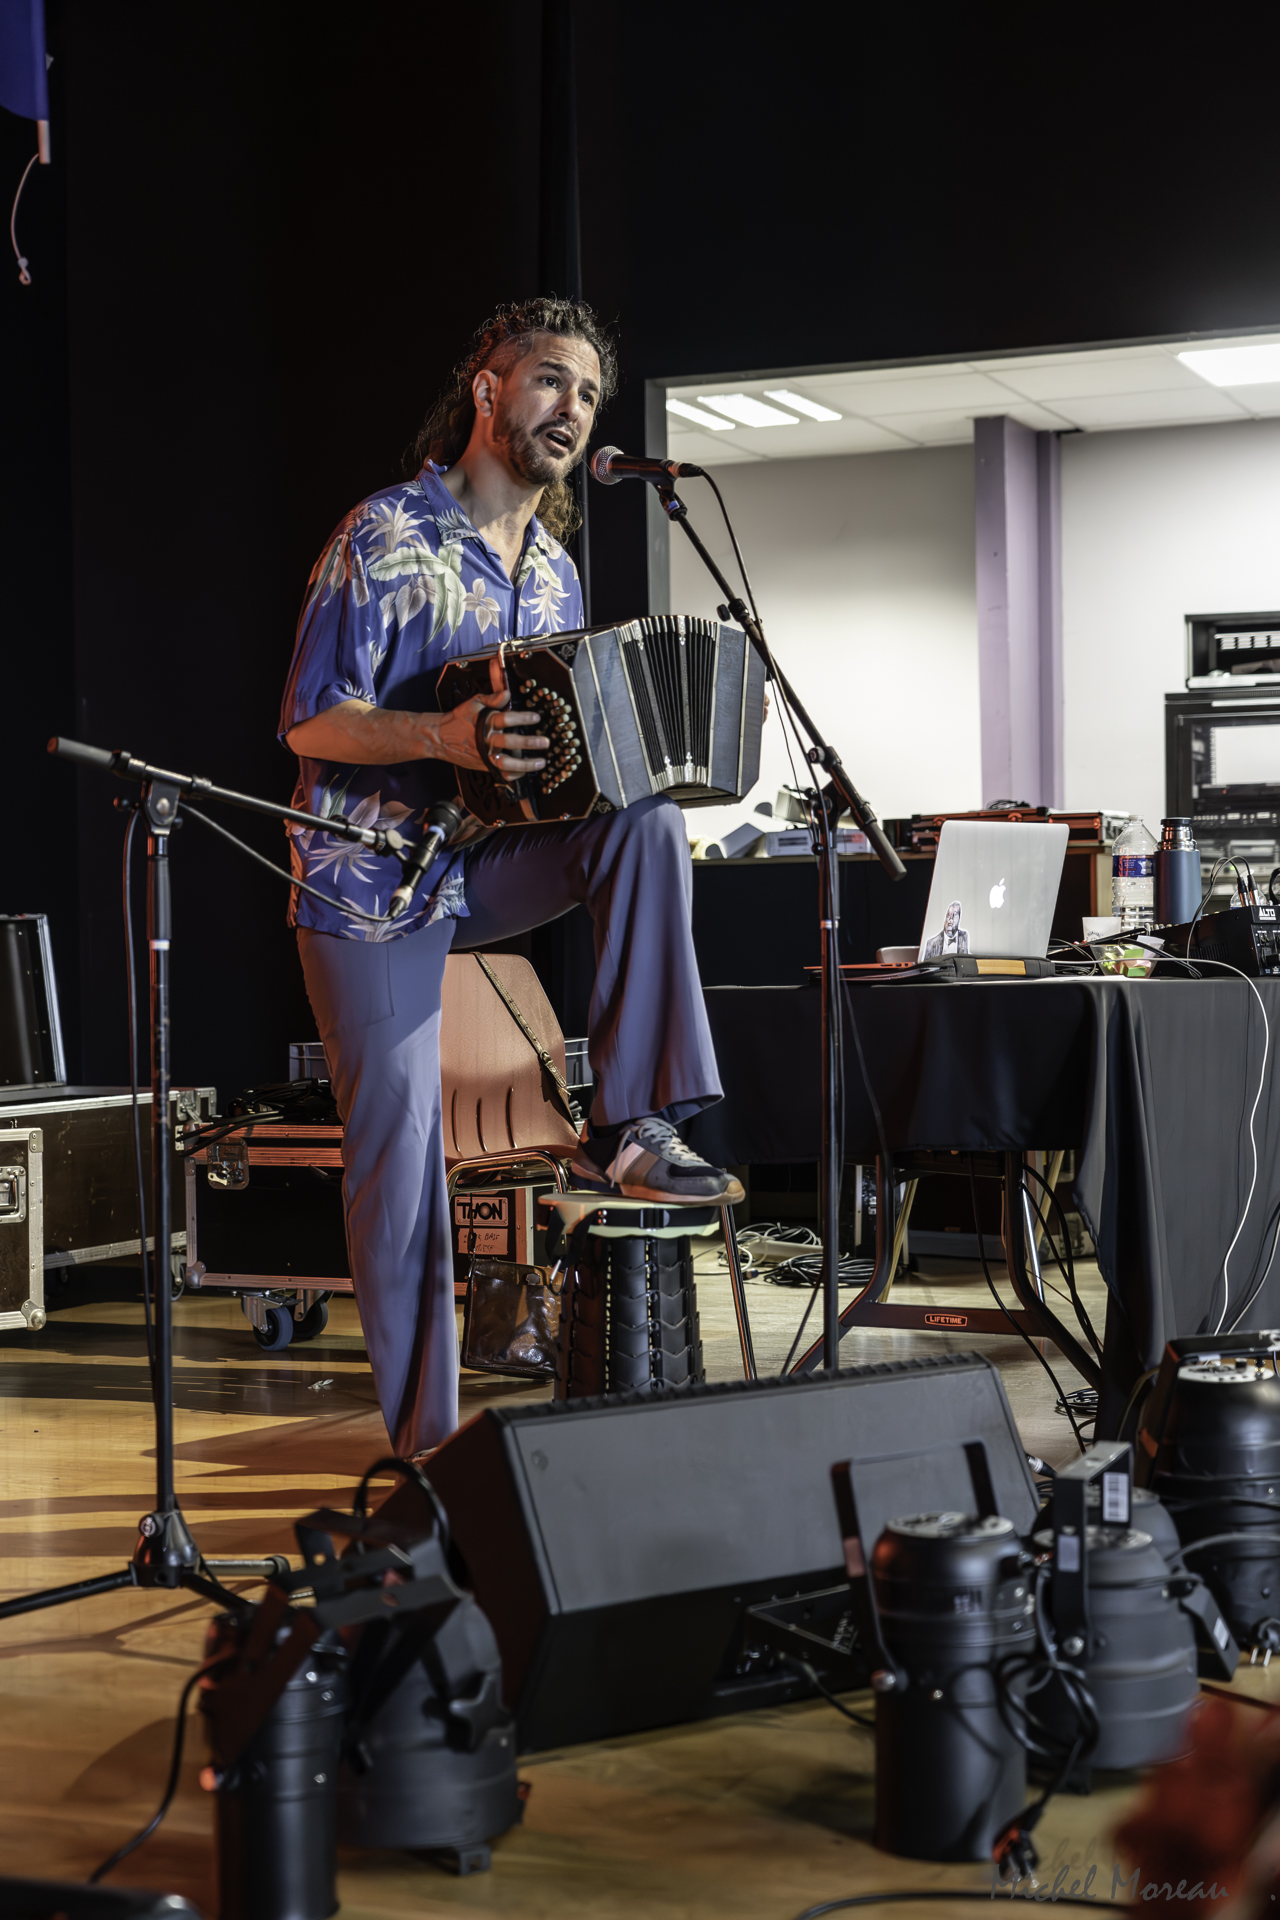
[1062,420,1280,834]
[666,446,982,824]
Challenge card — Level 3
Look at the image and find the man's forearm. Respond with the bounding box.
[286,686,547,775]
[286,699,441,766]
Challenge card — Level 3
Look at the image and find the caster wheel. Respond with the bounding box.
[294,1300,329,1342]
[253,1306,294,1352]
[170,1254,187,1302]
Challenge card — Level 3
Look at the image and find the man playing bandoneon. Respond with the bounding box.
[280,298,740,1456]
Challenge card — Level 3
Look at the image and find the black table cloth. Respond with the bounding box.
[685,977,1280,1376]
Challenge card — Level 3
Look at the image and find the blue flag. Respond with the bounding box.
[0,0,48,125]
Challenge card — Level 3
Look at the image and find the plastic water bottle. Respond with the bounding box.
[1111,815,1157,928]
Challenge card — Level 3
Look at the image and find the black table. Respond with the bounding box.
[685,976,1280,1428]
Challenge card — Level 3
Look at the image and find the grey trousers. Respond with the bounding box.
[298,794,722,1454]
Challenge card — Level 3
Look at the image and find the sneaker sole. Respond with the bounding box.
[568,1162,744,1209]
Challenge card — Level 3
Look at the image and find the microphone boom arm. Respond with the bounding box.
[48,738,413,866]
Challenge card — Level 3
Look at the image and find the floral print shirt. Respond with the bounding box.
[279,462,583,940]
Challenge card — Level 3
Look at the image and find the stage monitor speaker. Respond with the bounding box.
[396,1351,1038,1752]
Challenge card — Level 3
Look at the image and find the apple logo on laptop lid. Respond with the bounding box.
[989,879,1006,910]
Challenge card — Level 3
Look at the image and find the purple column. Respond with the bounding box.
[974,418,1063,808]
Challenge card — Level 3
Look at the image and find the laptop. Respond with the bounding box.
[916,819,1069,967]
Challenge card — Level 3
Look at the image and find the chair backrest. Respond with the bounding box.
[439,953,581,1166]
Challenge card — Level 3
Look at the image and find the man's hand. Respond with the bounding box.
[439,652,551,774]
[285,655,550,774]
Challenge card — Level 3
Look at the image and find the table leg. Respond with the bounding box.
[720,1204,757,1382]
[867,1155,898,1304]
[1002,1154,1102,1391]
[1020,1184,1047,1303]
[787,1156,1040,1375]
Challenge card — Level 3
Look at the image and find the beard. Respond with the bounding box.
[495,407,583,487]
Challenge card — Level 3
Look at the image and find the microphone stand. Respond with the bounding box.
[0,740,417,1625]
[655,485,907,1373]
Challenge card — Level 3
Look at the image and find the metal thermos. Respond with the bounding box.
[1156,820,1202,926]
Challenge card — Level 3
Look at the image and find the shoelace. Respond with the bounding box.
[625,1118,710,1168]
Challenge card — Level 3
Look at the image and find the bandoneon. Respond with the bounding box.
[436,614,767,827]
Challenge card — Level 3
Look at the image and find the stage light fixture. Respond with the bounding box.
[696,393,800,427]
[763,389,842,421]
[1178,343,1280,387]
[666,398,736,429]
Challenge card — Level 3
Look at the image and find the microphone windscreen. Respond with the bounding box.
[589,445,623,485]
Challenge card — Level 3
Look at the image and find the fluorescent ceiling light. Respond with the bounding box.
[763,389,842,422]
[666,397,736,430]
[1178,344,1280,387]
[697,393,800,428]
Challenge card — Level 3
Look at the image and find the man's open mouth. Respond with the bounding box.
[542,426,576,454]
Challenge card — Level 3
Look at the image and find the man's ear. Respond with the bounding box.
[473,368,499,417]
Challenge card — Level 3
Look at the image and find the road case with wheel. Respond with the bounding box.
[184,1123,349,1350]
[0,1128,44,1331]
[0,1085,215,1308]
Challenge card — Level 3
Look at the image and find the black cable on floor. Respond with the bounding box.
[87,1666,201,1883]
[792,1890,1123,1919]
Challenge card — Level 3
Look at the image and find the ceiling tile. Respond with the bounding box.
[809,371,1028,414]
[664,427,767,465]
[1221,382,1280,417]
[748,418,917,455]
[995,355,1209,401]
[865,411,975,446]
[1005,402,1078,430]
[1053,388,1250,428]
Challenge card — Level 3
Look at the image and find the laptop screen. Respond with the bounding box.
[916,821,1070,962]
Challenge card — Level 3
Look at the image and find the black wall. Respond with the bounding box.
[7,3,1280,1094]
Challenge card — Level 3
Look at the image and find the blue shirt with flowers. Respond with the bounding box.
[279,461,583,940]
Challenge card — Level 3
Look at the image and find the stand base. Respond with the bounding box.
[0,1523,290,1624]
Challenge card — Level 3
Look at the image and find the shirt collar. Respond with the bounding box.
[416,461,556,563]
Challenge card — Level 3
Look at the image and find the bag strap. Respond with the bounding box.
[474,954,581,1130]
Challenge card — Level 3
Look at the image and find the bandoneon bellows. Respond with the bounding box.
[436,615,767,827]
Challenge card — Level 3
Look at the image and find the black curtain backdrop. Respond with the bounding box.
[6,2,1280,1096]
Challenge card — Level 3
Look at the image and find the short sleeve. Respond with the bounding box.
[278,516,378,741]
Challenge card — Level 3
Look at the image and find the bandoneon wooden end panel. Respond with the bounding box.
[436,615,766,828]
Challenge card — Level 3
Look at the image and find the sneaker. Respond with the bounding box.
[569,1117,744,1207]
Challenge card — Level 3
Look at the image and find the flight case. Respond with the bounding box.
[0,1085,215,1329]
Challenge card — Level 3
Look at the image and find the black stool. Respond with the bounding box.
[541,1194,713,1400]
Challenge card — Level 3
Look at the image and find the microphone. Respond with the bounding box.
[589,446,705,487]
[386,799,464,921]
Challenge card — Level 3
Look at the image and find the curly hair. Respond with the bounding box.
[408,297,618,543]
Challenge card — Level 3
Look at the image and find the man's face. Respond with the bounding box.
[487,332,601,487]
[944,903,961,934]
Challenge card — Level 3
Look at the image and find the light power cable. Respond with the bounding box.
[88,1667,202,1883]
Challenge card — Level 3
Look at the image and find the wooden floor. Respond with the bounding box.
[0,1246,1274,1916]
